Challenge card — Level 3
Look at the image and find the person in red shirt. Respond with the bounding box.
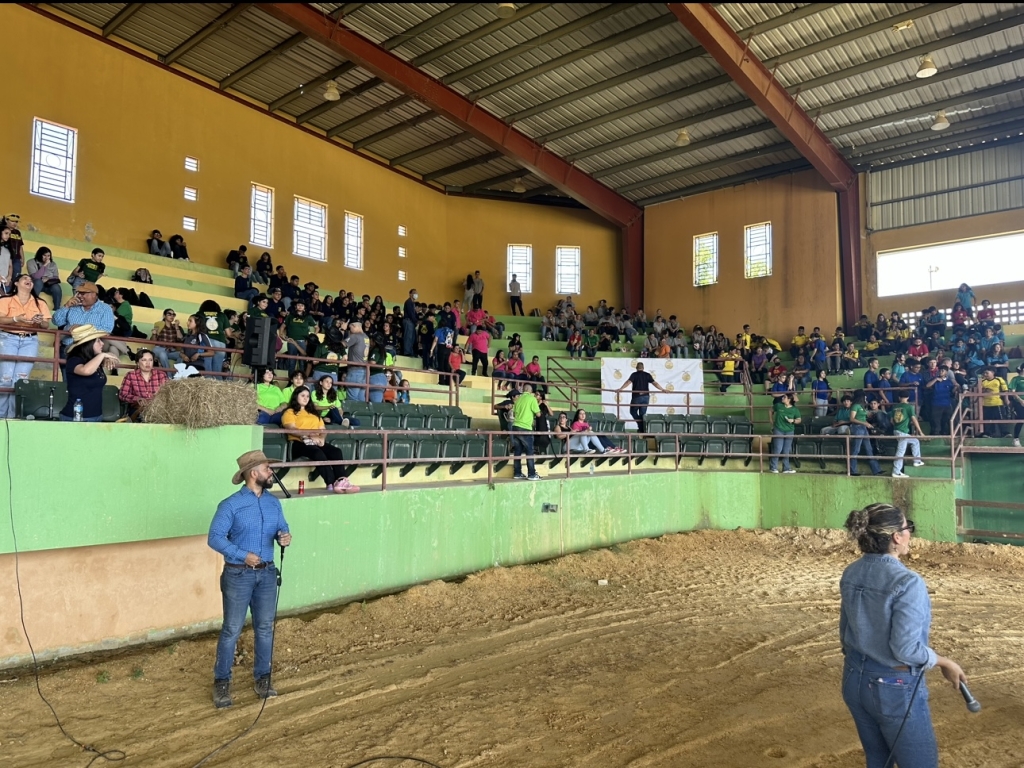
[466,306,486,333]
[976,300,996,328]
[768,357,788,380]
[907,337,930,359]
[118,348,169,421]
[448,346,466,387]
[524,354,546,395]
[468,327,490,375]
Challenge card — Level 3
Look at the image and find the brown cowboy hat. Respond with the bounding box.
[67,324,108,349]
[232,449,278,485]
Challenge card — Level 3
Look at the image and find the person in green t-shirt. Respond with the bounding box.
[510,384,542,480]
[769,392,801,473]
[891,391,924,477]
[848,395,883,476]
[1009,363,1024,447]
[255,368,286,425]
[198,300,230,374]
[282,299,318,375]
[69,248,106,289]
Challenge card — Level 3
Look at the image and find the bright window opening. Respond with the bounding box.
[183,216,197,231]
[555,246,581,295]
[744,222,772,278]
[398,225,407,237]
[184,186,198,202]
[250,183,274,248]
[398,246,407,258]
[30,118,77,203]
[184,156,199,172]
[398,270,407,281]
[877,231,1024,297]
[507,244,533,293]
[344,211,363,270]
[693,232,719,287]
[294,196,327,261]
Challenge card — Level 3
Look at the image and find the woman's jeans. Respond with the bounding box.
[256,411,282,426]
[814,398,829,418]
[33,279,62,308]
[569,434,604,453]
[0,332,39,418]
[842,654,936,768]
[208,339,226,374]
[893,436,921,473]
[214,565,278,682]
[769,429,793,471]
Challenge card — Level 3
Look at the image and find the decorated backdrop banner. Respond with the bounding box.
[600,358,704,425]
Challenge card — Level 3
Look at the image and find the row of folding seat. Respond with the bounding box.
[644,414,753,436]
[15,380,122,421]
[343,403,471,431]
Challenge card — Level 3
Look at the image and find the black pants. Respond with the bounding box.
[471,349,488,376]
[982,405,1005,437]
[1012,401,1024,439]
[290,441,345,486]
[930,405,952,436]
[472,292,483,310]
[510,296,523,316]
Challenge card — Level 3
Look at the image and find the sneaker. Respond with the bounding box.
[333,477,360,494]
[586,449,596,454]
[782,469,796,474]
[911,460,925,467]
[769,468,779,474]
[513,474,528,480]
[527,474,542,481]
[850,472,861,477]
[892,471,908,478]
[1014,439,1021,447]
[253,677,278,699]
[213,679,232,709]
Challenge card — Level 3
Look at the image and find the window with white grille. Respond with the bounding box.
[744,222,772,278]
[30,118,77,203]
[555,246,580,295]
[184,186,198,202]
[184,156,199,172]
[398,270,407,281]
[293,196,327,261]
[397,225,407,237]
[506,244,533,293]
[183,216,197,231]
[250,183,274,248]
[344,212,363,270]
[693,232,719,287]
[398,246,407,258]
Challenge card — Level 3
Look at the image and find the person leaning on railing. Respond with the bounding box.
[0,274,52,418]
[976,367,1009,439]
[280,386,358,494]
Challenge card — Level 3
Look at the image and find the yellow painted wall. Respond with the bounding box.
[644,170,842,341]
[0,5,619,310]
[863,208,1024,319]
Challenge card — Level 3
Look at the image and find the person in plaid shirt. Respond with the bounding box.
[118,348,169,421]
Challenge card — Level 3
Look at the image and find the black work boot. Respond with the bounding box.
[213,679,232,709]
[254,676,278,699]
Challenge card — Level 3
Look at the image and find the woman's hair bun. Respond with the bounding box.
[845,509,870,538]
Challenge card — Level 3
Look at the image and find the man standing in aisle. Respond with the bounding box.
[402,288,417,358]
[511,383,542,481]
[508,273,524,316]
[472,270,485,310]
[615,361,668,432]
[208,451,291,709]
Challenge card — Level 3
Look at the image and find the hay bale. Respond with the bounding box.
[142,378,257,429]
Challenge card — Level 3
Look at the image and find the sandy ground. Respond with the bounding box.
[2,529,1024,768]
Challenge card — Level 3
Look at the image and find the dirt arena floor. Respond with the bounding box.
[3,528,1024,768]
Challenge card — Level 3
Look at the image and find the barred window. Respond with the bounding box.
[182,216,197,231]
[744,222,772,278]
[183,186,198,202]
[506,244,533,293]
[293,196,327,261]
[344,211,363,270]
[30,118,77,202]
[184,156,199,172]
[693,232,719,287]
[555,246,580,295]
[250,183,274,248]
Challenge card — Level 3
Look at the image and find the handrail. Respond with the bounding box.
[955,499,1024,541]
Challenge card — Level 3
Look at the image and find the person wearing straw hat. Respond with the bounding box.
[59,324,119,421]
[208,450,292,708]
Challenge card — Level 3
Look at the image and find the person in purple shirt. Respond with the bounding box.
[840,503,966,768]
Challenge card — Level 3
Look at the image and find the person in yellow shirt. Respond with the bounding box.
[977,367,1009,438]
[864,334,881,354]
[790,326,809,359]
[841,342,860,376]
[718,346,742,393]
[281,387,359,493]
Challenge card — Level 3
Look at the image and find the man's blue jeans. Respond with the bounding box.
[214,565,278,682]
[842,654,937,768]
[402,318,415,356]
[850,425,881,475]
[368,372,389,403]
[510,425,535,476]
[629,394,650,432]
[208,339,226,375]
[347,365,367,401]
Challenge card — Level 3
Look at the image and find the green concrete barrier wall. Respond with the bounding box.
[961,455,1024,537]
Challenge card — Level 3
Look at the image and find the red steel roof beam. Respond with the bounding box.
[257,2,645,311]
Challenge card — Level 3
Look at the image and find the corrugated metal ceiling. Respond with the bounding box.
[43,2,1024,208]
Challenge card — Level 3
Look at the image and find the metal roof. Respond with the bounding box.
[44,2,1024,208]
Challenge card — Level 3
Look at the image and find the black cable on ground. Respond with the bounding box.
[342,758,444,768]
[5,422,126,768]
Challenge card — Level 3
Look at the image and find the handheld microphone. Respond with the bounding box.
[959,681,981,713]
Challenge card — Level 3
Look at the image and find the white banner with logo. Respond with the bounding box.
[600,358,704,425]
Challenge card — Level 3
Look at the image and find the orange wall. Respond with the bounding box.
[863,208,1024,319]
[0,5,619,310]
[644,170,842,341]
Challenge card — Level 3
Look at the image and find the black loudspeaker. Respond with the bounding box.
[242,316,275,368]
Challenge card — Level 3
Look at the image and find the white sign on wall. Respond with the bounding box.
[600,358,705,427]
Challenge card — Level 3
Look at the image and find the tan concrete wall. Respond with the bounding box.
[1,536,221,667]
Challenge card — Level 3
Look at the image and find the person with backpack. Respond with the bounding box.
[890,391,925,478]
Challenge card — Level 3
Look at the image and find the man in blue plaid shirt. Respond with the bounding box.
[208,450,291,709]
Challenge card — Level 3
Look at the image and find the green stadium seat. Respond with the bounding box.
[710,418,731,435]
[416,438,441,473]
[15,380,66,419]
[727,437,753,466]
[683,438,704,457]
[629,435,650,466]
[794,437,824,469]
[440,436,467,475]
[689,416,709,435]
[376,411,403,430]
[262,433,292,478]
[667,416,689,433]
[490,438,510,473]
[645,415,667,433]
[464,436,488,473]
[444,406,471,430]
[359,438,385,478]
[402,409,428,430]
[422,405,449,430]
[730,417,753,435]
[388,436,417,477]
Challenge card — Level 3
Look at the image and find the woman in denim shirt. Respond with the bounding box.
[840,503,966,768]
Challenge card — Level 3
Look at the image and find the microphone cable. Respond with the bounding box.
[881,671,924,768]
[4,422,126,768]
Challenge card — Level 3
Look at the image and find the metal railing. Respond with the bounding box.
[956,499,1024,541]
